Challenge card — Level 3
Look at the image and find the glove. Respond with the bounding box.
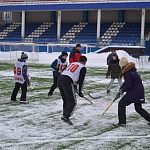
[26,79,31,86]
[115,90,123,100]
[74,84,78,92]
[78,92,84,98]
[58,70,63,73]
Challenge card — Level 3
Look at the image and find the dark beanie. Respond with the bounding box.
[79,56,87,63]
[76,44,81,48]
[61,51,68,56]
[21,52,28,59]
[112,53,117,57]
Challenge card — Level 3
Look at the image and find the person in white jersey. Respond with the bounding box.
[48,51,68,96]
[11,52,30,104]
[58,56,87,125]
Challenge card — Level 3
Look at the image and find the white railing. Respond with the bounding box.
[0,0,150,4]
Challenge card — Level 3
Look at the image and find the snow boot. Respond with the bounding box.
[61,116,73,125]
[10,99,17,102]
[48,91,53,97]
[20,101,29,104]
[106,89,110,94]
[113,123,126,127]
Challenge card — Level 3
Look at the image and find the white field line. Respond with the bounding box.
[0,134,150,147]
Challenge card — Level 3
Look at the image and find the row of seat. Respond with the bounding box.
[0,22,150,46]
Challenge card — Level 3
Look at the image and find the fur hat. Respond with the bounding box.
[21,52,28,59]
[119,57,128,68]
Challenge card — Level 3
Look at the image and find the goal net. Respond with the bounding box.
[0,42,39,62]
[138,55,150,69]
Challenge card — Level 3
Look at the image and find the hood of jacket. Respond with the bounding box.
[122,62,136,75]
[58,55,66,63]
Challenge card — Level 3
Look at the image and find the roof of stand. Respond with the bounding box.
[0,1,150,11]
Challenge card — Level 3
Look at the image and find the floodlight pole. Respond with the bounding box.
[21,11,25,40]
[141,9,145,46]
[97,9,101,45]
[57,10,61,43]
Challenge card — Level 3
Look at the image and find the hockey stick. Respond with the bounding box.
[87,94,102,99]
[82,95,93,105]
[30,82,35,90]
[101,98,116,116]
[75,91,93,105]
[101,92,121,116]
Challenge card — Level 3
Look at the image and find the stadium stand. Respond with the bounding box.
[0,22,150,46]
[0,0,150,56]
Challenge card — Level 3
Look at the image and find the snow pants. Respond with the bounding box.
[58,75,76,118]
[118,98,150,124]
[11,82,27,101]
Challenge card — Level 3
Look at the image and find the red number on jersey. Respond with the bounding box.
[58,64,67,70]
[67,64,79,73]
[14,67,22,75]
[13,66,16,74]
[17,67,21,75]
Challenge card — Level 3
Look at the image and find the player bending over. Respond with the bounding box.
[58,56,87,125]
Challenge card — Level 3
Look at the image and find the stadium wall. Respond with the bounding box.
[26,12,50,23]
[62,11,83,23]
[12,12,21,22]
[10,10,150,23]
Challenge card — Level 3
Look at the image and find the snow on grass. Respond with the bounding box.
[0,63,150,150]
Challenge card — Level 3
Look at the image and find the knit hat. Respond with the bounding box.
[119,57,129,68]
[79,55,87,63]
[76,44,81,48]
[61,51,68,56]
[21,52,28,59]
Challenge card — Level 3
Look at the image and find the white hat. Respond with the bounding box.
[119,57,128,68]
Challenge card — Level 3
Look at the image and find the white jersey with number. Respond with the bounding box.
[13,61,27,84]
[62,62,85,83]
[57,58,67,71]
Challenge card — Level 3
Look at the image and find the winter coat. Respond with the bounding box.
[51,55,67,78]
[120,62,145,104]
[69,48,81,63]
[106,58,121,79]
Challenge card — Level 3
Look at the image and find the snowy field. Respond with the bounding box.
[0,51,150,150]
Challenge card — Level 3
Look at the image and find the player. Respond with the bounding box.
[11,52,30,104]
[115,57,150,126]
[107,50,118,66]
[106,54,122,94]
[58,56,87,125]
[69,44,82,63]
[48,51,68,96]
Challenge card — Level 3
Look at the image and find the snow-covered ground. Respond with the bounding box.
[0,51,150,150]
[0,50,148,67]
[0,50,150,69]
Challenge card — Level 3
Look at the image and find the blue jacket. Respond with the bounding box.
[120,62,145,104]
